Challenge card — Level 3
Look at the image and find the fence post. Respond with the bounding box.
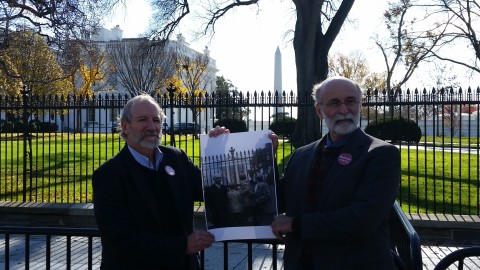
[20,85,31,202]
[167,84,176,147]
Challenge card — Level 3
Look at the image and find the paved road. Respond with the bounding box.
[1,235,479,269]
[398,143,480,154]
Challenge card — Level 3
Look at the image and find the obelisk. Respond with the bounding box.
[274,46,284,113]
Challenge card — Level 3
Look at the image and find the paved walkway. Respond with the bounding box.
[1,235,479,269]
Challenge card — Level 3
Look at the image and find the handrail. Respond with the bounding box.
[0,226,100,236]
[390,202,423,270]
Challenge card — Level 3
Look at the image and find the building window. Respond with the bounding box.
[88,108,95,122]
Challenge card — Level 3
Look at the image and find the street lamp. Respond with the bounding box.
[167,83,176,147]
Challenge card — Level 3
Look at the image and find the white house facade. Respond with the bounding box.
[64,26,218,133]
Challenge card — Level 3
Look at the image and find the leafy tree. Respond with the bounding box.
[328,51,370,85]
[0,30,73,96]
[0,54,22,95]
[78,62,105,97]
[364,72,387,91]
[106,39,177,96]
[174,45,211,134]
[62,41,114,132]
[214,76,249,121]
[328,51,389,94]
[63,41,113,98]
[144,0,357,147]
[0,0,117,78]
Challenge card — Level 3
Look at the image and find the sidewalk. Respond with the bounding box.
[1,235,479,269]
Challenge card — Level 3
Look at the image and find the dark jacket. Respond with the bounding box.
[92,145,203,270]
[281,128,400,270]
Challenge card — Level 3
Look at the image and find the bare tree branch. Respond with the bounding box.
[106,39,177,96]
[148,0,190,40]
[406,0,480,75]
[204,0,259,34]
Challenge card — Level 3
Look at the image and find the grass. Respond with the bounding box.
[0,133,478,215]
[398,147,479,215]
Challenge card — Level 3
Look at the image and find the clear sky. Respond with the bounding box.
[104,0,477,93]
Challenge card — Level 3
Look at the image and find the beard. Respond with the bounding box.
[323,111,360,135]
[129,127,161,150]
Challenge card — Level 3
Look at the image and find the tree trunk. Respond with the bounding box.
[290,0,355,148]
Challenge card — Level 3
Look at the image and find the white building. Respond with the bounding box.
[63,26,218,133]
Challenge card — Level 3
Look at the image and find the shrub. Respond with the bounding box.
[29,119,42,132]
[0,120,8,132]
[364,117,422,143]
[12,120,24,133]
[214,118,248,133]
[39,122,58,132]
[269,117,297,138]
[27,119,58,132]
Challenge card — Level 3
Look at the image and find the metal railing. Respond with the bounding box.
[0,202,422,269]
[390,202,423,270]
[0,88,479,215]
[0,226,100,270]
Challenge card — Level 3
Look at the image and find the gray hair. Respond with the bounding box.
[117,94,165,140]
[311,76,363,105]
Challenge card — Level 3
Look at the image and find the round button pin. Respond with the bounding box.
[165,165,176,176]
[338,153,352,165]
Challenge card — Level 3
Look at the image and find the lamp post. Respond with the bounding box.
[167,83,176,147]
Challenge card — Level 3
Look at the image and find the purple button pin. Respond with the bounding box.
[338,153,352,165]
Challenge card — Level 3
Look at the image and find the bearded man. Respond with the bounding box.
[271,76,401,270]
[92,94,218,270]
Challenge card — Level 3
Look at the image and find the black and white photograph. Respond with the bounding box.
[200,130,278,241]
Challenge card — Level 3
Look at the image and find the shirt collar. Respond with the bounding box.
[127,145,163,171]
[325,130,355,148]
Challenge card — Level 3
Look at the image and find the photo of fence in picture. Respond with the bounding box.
[200,130,278,241]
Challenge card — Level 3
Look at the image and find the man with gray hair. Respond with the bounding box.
[93,94,222,270]
[271,76,400,269]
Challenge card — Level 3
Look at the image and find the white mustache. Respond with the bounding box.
[142,132,160,139]
[334,113,354,123]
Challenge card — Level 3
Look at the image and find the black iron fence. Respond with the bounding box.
[0,202,421,269]
[0,88,479,215]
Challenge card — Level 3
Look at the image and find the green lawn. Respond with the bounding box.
[398,147,479,215]
[0,133,478,215]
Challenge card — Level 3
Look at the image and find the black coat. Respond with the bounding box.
[281,129,400,270]
[93,145,203,270]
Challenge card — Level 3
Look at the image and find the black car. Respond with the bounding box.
[111,122,119,134]
[171,122,200,134]
[162,122,169,133]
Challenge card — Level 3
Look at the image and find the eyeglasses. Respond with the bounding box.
[318,99,359,109]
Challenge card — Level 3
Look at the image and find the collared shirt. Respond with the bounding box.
[127,145,163,171]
